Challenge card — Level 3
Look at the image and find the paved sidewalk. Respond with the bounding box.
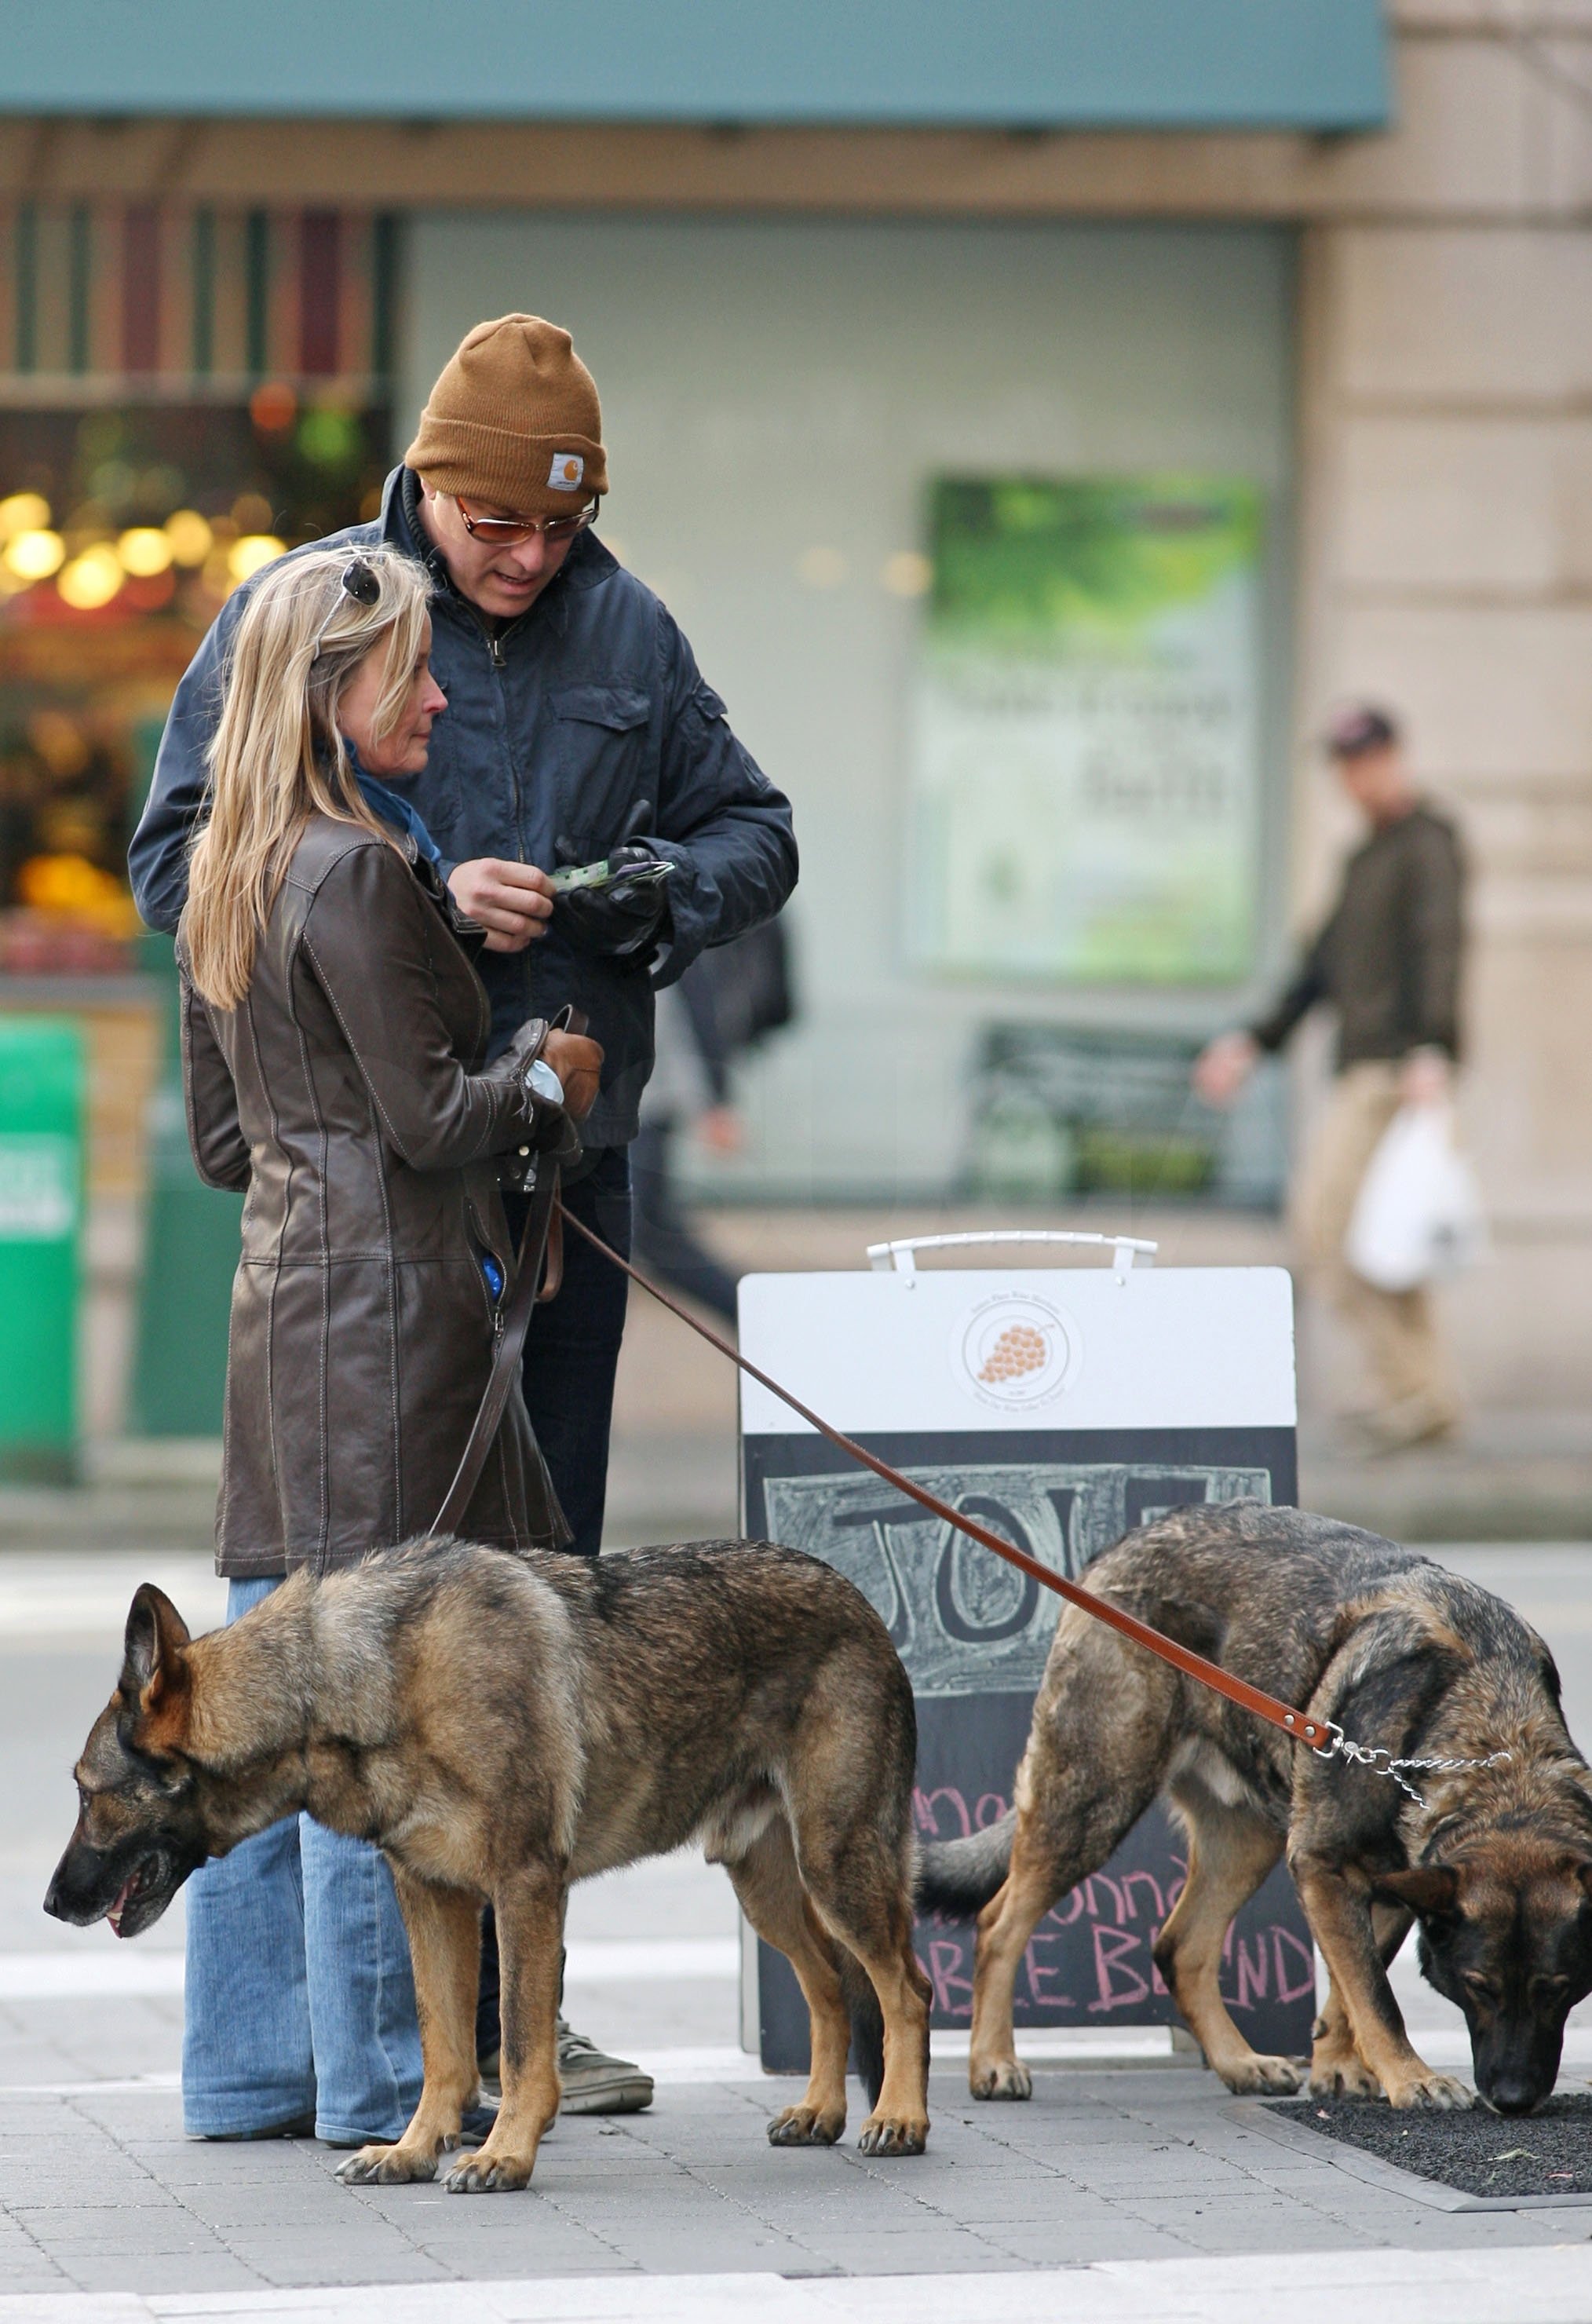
[6,2059,1592,2305]
[8,1546,1592,2313]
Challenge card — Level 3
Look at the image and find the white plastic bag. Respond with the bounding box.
[1345,1103,1488,1292]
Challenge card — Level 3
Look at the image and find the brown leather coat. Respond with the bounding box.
[181,812,561,1578]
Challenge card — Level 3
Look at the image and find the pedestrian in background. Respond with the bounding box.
[1194,706,1466,1452]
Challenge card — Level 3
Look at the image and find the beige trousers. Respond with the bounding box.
[1294,1061,1459,1431]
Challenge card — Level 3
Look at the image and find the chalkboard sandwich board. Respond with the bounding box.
[737,1241,1314,2074]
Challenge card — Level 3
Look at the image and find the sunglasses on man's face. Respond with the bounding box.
[454,495,598,547]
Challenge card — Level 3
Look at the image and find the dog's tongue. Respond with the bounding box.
[108,1876,134,1938]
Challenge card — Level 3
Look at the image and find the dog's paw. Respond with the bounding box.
[442,2148,535,2193]
[1223,2053,1305,2097]
[1386,2070,1473,2112]
[334,2142,438,2187]
[856,2110,929,2157]
[767,2103,845,2147]
[969,2055,1032,2101]
[1309,2057,1383,2102]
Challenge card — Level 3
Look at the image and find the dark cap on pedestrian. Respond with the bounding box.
[1324,704,1400,760]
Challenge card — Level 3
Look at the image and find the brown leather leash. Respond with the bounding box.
[556,1204,1335,1755]
[433,1164,566,1542]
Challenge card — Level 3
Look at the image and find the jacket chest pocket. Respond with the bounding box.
[547,682,652,853]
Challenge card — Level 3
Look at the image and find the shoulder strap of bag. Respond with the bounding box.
[432,1160,564,1540]
[432,1005,590,1544]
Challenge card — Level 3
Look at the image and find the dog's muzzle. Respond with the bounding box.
[43,1839,195,1939]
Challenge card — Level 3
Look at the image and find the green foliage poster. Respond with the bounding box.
[907,476,1264,984]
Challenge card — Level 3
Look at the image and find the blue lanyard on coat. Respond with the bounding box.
[345,745,444,868]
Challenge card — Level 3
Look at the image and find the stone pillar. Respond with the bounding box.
[1291,8,1592,1411]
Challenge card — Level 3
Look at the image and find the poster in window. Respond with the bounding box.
[907,475,1265,985]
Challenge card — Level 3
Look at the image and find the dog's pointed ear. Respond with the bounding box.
[1372,1865,1459,1916]
[120,1584,192,1714]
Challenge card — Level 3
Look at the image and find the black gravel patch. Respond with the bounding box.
[1266,2092,1592,2201]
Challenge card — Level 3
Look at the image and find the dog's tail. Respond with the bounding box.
[915,1808,1017,1919]
[839,1952,885,2109]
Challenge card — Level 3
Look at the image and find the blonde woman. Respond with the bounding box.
[177,543,597,2147]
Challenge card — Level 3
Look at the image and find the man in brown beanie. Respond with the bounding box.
[131,315,798,2129]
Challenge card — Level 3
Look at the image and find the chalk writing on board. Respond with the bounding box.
[909,1779,1314,2021]
[761,1462,1271,1697]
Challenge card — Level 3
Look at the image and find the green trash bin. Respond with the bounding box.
[130,937,243,1438]
[0,1017,85,1482]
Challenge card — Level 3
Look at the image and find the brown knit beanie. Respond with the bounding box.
[406,315,608,516]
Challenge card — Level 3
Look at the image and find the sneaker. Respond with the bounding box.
[557,2017,653,2114]
[477,2019,653,2114]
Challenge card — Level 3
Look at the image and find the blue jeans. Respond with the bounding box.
[181,1578,424,2143]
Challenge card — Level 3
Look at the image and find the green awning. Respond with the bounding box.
[0,2,1389,131]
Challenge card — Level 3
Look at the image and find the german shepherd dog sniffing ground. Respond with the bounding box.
[918,1503,1592,2118]
[46,1536,932,2190]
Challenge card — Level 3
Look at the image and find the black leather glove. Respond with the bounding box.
[483,1019,582,1183]
[552,845,672,959]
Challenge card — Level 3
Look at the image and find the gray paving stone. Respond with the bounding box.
[13,2209,196,2235]
[937,2186,1122,2225]
[797,2237,1034,2276]
[601,2234,815,2267]
[420,2253,649,2283]
[57,2255,265,2293]
[987,2222,1201,2264]
[221,2250,451,2288]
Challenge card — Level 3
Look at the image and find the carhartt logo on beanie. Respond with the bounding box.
[406,314,608,517]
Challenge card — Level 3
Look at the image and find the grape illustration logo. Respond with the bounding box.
[953,1292,1081,1412]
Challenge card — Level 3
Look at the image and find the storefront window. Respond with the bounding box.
[0,396,390,974]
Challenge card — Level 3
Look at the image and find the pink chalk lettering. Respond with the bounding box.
[1086,1871,1129,1927]
[974,1793,1010,1829]
[1021,1934,1077,2009]
[926,1937,973,2017]
[1272,1924,1317,2004]
[1233,1930,1269,2012]
[914,1785,972,1840]
[1121,1870,1167,1924]
[1088,1924,1151,2013]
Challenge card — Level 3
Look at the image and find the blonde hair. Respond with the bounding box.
[182,543,433,1008]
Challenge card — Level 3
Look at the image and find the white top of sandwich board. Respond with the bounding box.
[737,1264,1296,1436]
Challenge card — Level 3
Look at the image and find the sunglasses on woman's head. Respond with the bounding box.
[455,495,598,546]
[311,558,382,657]
[339,557,382,605]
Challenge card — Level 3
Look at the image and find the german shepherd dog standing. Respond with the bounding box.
[46,1537,932,2190]
[919,1503,1592,2117]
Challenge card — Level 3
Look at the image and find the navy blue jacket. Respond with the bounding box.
[129,467,798,1147]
